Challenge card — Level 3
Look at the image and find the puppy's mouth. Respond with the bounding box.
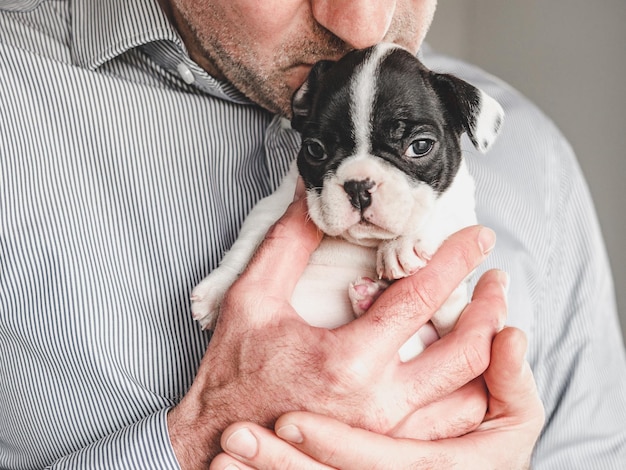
[342,219,398,246]
[309,201,398,245]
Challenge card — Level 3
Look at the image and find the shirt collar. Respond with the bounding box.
[70,0,252,104]
[71,0,180,70]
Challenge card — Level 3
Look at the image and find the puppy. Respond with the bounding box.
[191,43,504,361]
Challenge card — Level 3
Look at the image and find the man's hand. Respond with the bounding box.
[167,197,500,468]
[211,326,545,470]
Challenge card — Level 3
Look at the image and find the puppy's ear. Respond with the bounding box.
[431,73,504,153]
[291,60,335,132]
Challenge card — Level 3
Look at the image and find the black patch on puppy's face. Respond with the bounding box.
[292,47,472,196]
[293,49,367,192]
[369,49,466,194]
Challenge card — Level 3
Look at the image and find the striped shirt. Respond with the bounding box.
[1,0,625,469]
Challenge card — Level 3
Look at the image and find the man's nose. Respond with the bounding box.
[311,0,397,50]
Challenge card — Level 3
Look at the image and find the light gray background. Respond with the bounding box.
[427,1,626,344]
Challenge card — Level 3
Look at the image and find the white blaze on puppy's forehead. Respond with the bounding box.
[350,43,400,155]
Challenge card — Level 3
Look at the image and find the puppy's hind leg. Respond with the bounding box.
[348,277,389,317]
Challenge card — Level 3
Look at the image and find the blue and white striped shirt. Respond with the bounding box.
[1,0,625,468]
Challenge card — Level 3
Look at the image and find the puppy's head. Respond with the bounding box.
[291,43,503,246]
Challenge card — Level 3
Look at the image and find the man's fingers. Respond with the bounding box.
[210,453,256,470]
[395,269,507,411]
[391,377,487,439]
[275,411,448,470]
[346,225,497,362]
[232,197,323,302]
[212,422,332,470]
[482,327,545,428]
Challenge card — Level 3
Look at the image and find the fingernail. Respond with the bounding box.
[276,424,304,444]
[499,270,510,293]
[495,270,510,330]
[224,465,241,470]
[478,227,496,255]
[224,428,258,459]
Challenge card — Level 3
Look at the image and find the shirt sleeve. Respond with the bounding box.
[529,137,626,468]
[46,408,181,469]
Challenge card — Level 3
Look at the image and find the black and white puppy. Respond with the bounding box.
[191,43,504,361]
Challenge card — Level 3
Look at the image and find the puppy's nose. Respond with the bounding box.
[344,179,375,211]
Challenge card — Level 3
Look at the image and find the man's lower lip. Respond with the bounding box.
[287,64,313,90]
[293,63,313,74]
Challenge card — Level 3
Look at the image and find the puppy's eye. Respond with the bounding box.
[405,139,435,158]
[303,139,327,161]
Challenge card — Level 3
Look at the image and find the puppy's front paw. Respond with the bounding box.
[348,277,389,317]
[376,237,434,280]
[190,269,237,330]
[190,280,221,330]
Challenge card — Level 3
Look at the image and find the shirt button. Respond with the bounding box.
[177,63,195,84]
[279,117,292,130]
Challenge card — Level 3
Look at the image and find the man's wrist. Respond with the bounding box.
[167,395,226,468]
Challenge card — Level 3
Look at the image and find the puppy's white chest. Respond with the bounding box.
[291,239,377,328]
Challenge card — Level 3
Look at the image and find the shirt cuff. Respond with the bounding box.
[47,407,181,469]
